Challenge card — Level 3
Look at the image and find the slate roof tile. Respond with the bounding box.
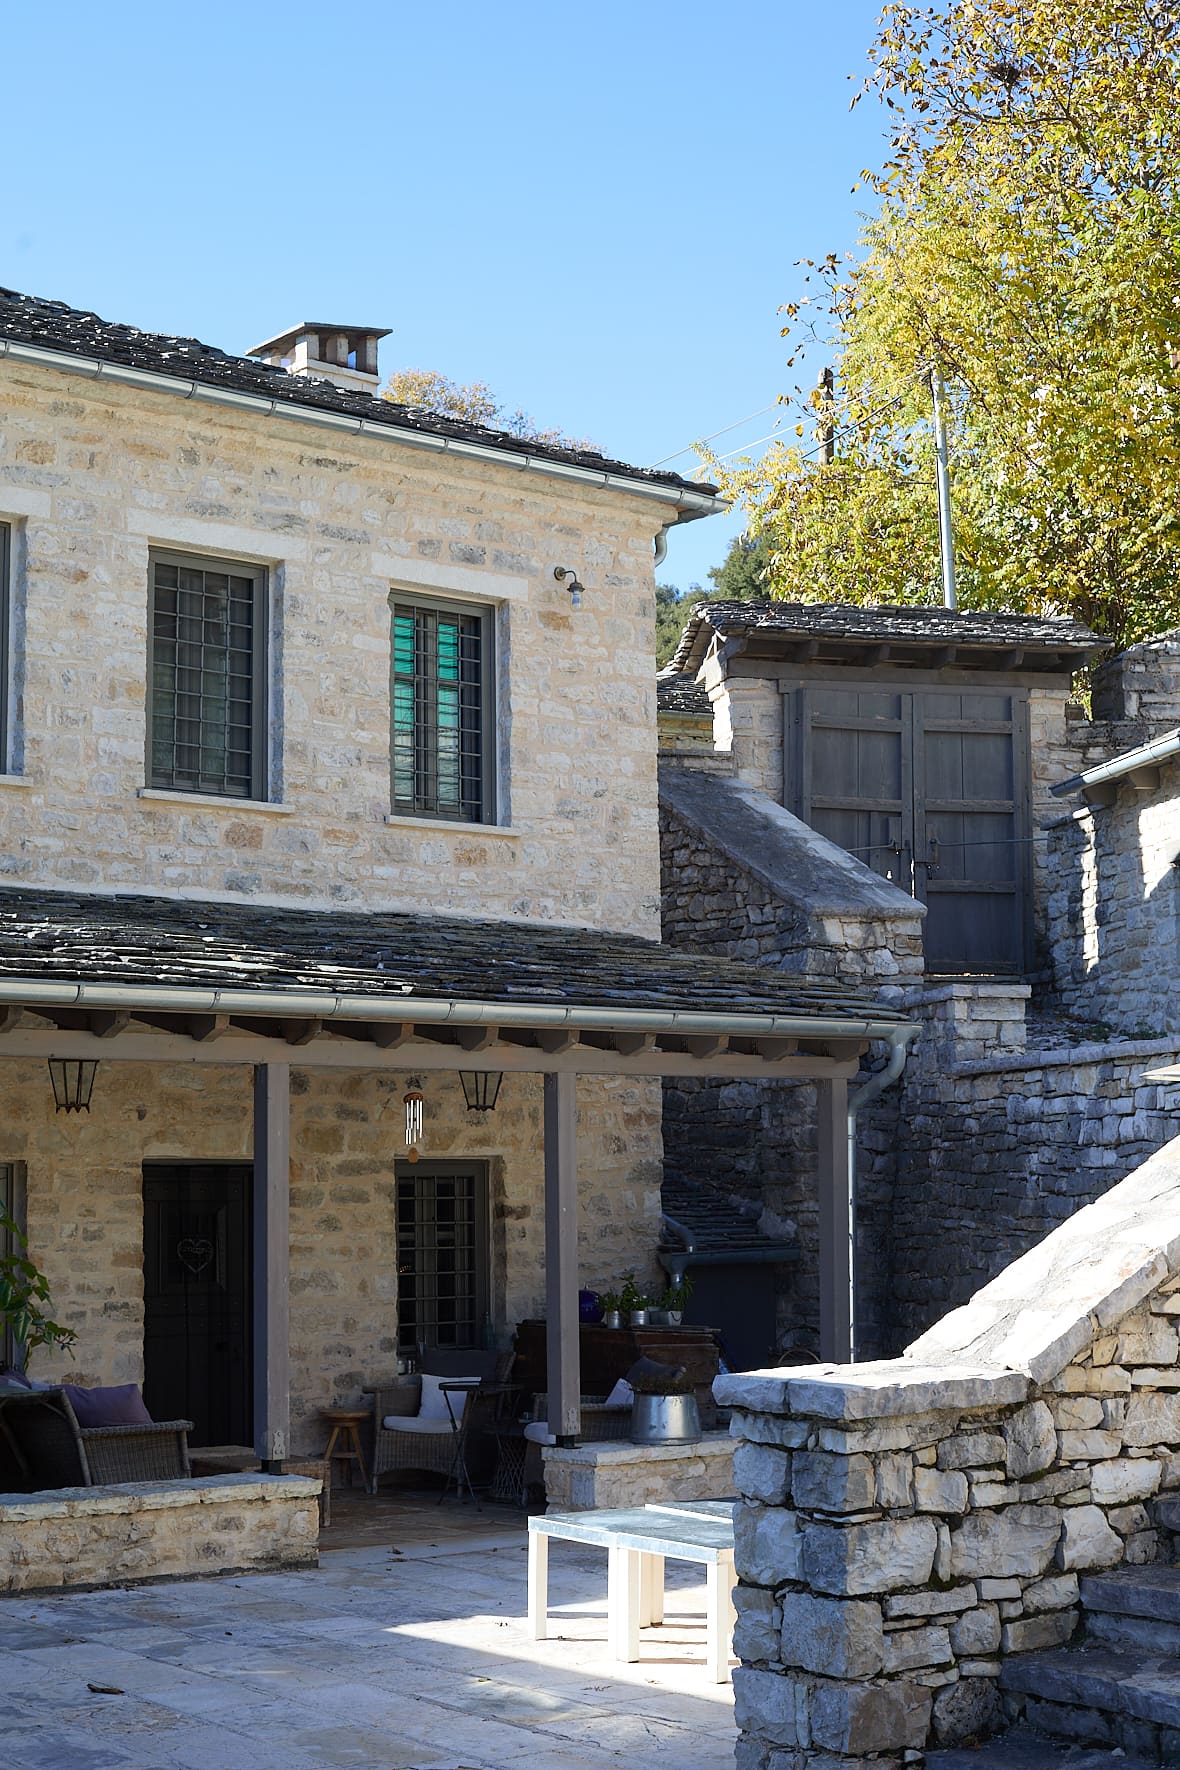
[0,287,714,499]
[0,888,910,1028]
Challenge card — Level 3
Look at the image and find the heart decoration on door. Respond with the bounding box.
[177,1236,214,1276]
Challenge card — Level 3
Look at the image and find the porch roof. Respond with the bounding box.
[0,887,914,1079]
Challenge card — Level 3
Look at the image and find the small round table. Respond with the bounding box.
[321,1406,371,1495]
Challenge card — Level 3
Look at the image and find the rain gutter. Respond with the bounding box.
[0,974,917,1042]
[0,337,727,523]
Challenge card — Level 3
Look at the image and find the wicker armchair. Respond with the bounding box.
[371,1350,509,1492]
[0,1389,192,1490]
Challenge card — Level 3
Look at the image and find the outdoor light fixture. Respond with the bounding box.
[48,1059,98,1114]
[459,1071,503,1112]
[553,565,585,608]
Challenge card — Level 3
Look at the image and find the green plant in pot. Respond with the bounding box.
[618,1272,650,1328]
[0,1204,76,1377]
[659,1274,693,1327]
[598,1289,624,1329]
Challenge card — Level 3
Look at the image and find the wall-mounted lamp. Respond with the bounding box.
[459,1071,503,1112]
[553,565,585,609]
[48,1059,98,1114]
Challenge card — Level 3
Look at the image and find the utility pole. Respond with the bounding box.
[930,365,958,611]
[818,366,835,466]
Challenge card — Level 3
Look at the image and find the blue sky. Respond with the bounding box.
[3,0,889,592]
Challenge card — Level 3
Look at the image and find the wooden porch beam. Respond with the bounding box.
[253,1063,291,1471]
[544,1071,580,1446]
[188,1013,230,1042]
[456,1025,499,1052]
[817,1076,852,1365]
[284,1018,322,1046]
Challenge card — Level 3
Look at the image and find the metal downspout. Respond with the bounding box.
[845,1026,920,1361]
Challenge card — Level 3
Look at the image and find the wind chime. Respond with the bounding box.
[403,1080,425,1163]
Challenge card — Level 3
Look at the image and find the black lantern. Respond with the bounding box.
[48,1059,98,1113]
[458,1071,503,1112]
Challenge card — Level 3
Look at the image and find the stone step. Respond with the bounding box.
[926,1726,1153,1769]
[1082,1562,1180,1626]
[1002,1644,1180,1761]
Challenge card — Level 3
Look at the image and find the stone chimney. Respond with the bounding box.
[247,322,391,394]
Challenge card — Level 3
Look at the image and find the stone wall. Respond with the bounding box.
[887,984,1180,1350]
[0,356,666,934]
[13,1059,661,1454]
[658,764,924,1359]
[542,1432,735,1511]
[0,1474,319,1593]
[718,1134,1180,1766]
[1045,761,1180,1036]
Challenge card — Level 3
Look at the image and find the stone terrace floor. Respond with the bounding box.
[0,1489,738,1769]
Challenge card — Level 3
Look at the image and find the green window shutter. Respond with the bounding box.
[391,599,491,822]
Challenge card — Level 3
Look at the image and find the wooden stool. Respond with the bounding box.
[322,1407,370,1495]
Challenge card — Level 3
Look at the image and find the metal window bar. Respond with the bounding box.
[392,602,488,821]
[396,1166,488,1352]
[148,555,267,799]
[1,1163,27,1371]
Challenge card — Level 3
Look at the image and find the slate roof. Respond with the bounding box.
[661,1176,798,1260]
[0,888,910,1029]
[655,670,712,719]
[669,600,1102,676]
[0,288,715,500]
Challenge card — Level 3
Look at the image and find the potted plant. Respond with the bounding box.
[598,1289,624,1330]
[0,1204,76,1377]
[619,1272,650,1329]
[659,1274,693,1327]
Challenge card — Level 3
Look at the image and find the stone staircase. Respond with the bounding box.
[928,1544,1180,1769]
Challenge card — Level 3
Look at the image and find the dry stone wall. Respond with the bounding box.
[720,1134,1180,1767]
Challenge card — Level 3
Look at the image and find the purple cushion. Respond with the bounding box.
[62,1383,152,1427]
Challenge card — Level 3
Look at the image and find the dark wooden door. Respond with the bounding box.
[143,1163,252,1446]
[790,683,1030,973]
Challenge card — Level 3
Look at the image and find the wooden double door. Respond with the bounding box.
[142,1163,252,1447]
[786,681,1032,974]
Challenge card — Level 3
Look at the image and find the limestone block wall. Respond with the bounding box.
[888,984,1180,1349]
[718,1134,1180,1767]
[1045,764,1180,1036]
[0,1474,320,1594]
[9,1059,660,1454]
[700,661,783,797]
[0,358,666,934]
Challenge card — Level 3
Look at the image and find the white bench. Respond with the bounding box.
[527,1503,737,1682]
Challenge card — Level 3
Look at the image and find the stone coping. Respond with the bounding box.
[951,1034,1179,1080]
[0,1473,320,1520]
[542,1431,734,1467]
[714,1362,1029,1421]
[716,1135,1180,1424]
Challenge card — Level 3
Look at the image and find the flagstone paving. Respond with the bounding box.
[0,1525,737,1768]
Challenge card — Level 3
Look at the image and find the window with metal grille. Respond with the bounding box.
[149,553,267,799]
[391,598,493,822]
[1,1162,27,1371]
[396,1163,489,1353]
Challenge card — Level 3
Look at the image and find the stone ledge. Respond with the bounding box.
[952,1036,1180,1080]
[0,1473,319,1521]
[543,1432,734,1467]
[715,1363,1029,1422]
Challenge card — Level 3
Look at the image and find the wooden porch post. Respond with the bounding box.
[253,1062,290,1470]
[544,1070,580,1444]
[816,1076,852,1364]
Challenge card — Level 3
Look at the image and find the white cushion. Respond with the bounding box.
[523,1420,556,1446]
[603,1378,634,1409]
[382,1414,455,1434]
[417,1372,481,1424]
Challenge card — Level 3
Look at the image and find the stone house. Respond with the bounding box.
[658,603,1180,1363]
[0,290,909,1470]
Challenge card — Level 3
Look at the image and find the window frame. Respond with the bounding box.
[146,549,269,802]
[0,522,10,772]
[1,1162,28,1372]
[395,1159,490,1354]
[389,592,496,825]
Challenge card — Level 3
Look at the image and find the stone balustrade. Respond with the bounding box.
[718,1134,1180,1766]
